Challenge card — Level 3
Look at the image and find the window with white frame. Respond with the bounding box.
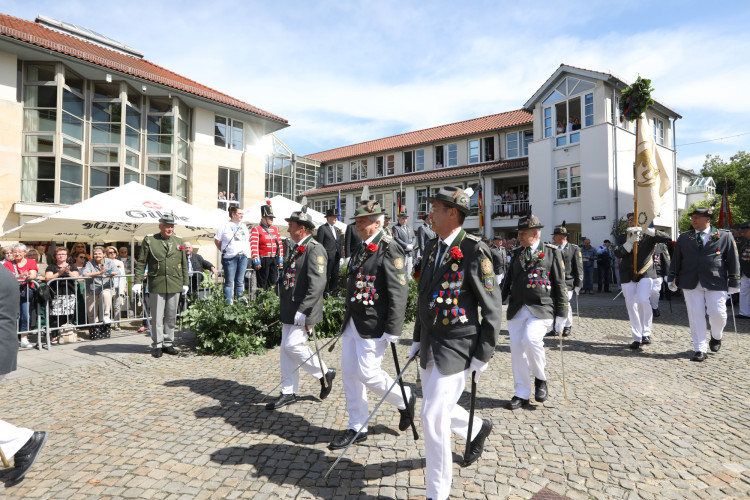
[556,166,581,200]
[653,118,664,145]
[376,155,394,177]
[404,149,424,173]
[544,107,552,138]
[350,159,368,181]
[482,137,494,161]
[507,130,533,158]
[214,115,244,151]
[326,163,343,184]
[542,77,596,147]
[447,143,458,167]
[468,139,480,164]
[435,145,444,168]
[416,188,429,219]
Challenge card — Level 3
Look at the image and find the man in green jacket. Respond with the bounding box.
[133,213,188,358]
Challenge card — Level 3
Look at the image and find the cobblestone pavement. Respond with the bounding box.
[2,293,749,499]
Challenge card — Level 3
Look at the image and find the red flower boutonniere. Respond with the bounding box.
[178,245,184,251]
[538,252,545,259]
[367,243,379,252]
[297,246,306,254]
[450,247,463,260]
[710,231,720,241]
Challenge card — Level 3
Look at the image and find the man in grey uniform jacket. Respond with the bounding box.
[547,222,582,337]
[412,186,499,500]
[328,199,413,450]
[415,214,436,268]
[266,207,336,410]
[502,213,568,410]
[0,268,49,485]
[392,209,416,278]
[668,206,740,361]
[615,213,671,349]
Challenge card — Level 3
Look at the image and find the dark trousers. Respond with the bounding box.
[325,253,340,295]
[257,257,279,291]
[598,263,611,292]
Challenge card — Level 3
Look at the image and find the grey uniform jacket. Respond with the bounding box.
[413,230,501,375]
[342,231,408,339]
[279,237,328,326]
[615,230,670,284]
[489,245,507,275]
[416,224,436,256]
[502,243,569,320]
[392,223,416,256]
[669,228,740,291]
[653,242,671,278]
[344,222,362,258]
[0,268,20,376]
[560,243,583,290]
[740,240,750,278]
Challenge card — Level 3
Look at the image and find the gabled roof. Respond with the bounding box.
[305,110,532,163]
[524,63,681,119]
[0,13,288,124]
[301,158,529,197]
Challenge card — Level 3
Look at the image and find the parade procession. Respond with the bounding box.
[2,7,750,498]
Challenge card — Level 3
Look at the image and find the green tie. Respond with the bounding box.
[696,231,703,249]
[524,246,532,262]
[435,242,447,272]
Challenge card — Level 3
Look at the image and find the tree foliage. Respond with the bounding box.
[699,151,750,225]
[679,197,717,233]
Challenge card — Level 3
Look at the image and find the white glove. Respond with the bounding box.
[469,357,489,380]
[293,311,306,326]
[728,287,740,295]
[409,342,420,359]
[406,244,414,251]
[132,283,143,295]
[554,316,566,333]
[574,286,581,295]
[668,281,678,292]
[627,226,643,235]
[382,333,399,344]
[182,285,189,295]
[644,227,656,236]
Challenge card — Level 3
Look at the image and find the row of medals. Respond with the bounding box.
[283,259,297,290]
[527,269,551,289]
[430,270,468,325]
[352,270,378,305]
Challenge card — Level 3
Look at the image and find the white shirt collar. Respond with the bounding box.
[439,227,462,247]
[364,230,381,245]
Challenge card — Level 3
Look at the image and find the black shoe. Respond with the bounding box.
[628,341,641,350]
[534,378,548,402]
[652,308,661,318]
[399,391,416,431]
[152,347,162,358]
[162,346,179,355]
[562,326,571,337]
[641,336,652,345]
[709,338,721,353]
[328,429,367,450]
[5,431,48,486]
[461,419,492,467]
[508,396,529,410]
[265,393,297,410]
[319,369,336,400]
[691,351,707,362]
[545,329,556,337]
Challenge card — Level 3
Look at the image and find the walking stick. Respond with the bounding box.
[390,343,418,441]
[462,371,477,466]
[324,355,417,482]
[575,290,580,319]
[307,325,329,392]
[729,297,739,348]
[557,321,568,400]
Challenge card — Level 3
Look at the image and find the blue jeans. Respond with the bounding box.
[222,254,248,302]
[19,297,31,332]
[583,264,594,292]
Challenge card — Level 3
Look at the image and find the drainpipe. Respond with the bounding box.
[612,88,619,235]
[672,117,679,237]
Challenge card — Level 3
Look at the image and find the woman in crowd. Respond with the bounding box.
[69,242,90,263]
[82,246,118,326]
[44,246,80,343]
[106,246,127,330]
[3,243,38,348]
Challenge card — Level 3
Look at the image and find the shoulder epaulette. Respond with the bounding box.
[381,233,393,243]
[545,243,560,251]
[465,233,481,242]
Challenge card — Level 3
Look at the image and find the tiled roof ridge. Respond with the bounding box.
[306,109,532,161]
[0,13,287,123]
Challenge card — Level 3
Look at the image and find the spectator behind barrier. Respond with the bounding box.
[44,246,81,343]
[3,243,38,348]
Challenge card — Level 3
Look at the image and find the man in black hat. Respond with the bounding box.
[315,208,343,295]
[328,199,413,451]
[412,186,499,500]
[489,235,507,286]
[738,221,750,318]
[266,207,336,410]
[392,209,416,278]
[502,213,568,409]
[668,206,740,361]
[547,223,582,337]
[250,201,285,291]
[415,214,436,269]
[615,213,670,349]
[133,213,188,358]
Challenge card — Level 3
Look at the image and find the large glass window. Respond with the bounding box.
[416,188,429,219]
[508,130,533,158]
[404,149,424,173]
[542,77,595,147]
[214,115,244,151]
[22,63,58,203]
[556,166,581,200]
[447,143,458,167]
[653,118,664,145]
[350,159,368,181]
[218,167,241,210]
[468,140,480,164]
[482,137,494,161]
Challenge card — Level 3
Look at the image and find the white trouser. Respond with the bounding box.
[405,255,413,279]
[683,284,727,353]
[280,323,327,395]
[740,276,750,317]
[0,375,34,460]
[341,319,409,432]
[507,306,550,400]
[650,277,663,310]
[421,346,482,500]
[621,278,654,342]
[564,290,574,328]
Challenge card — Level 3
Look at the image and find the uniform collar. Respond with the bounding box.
[439,226,462,248]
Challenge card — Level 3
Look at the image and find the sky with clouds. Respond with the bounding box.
[4,1,750,172]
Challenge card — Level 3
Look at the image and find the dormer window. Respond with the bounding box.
[542,77,595,147]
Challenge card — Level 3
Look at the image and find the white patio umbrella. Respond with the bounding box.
[244,195,346,231]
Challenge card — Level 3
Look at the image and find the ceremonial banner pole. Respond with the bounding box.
[462,371,477,465]
[390,344,418,441]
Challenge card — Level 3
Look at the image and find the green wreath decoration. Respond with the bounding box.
[619,76,654,122]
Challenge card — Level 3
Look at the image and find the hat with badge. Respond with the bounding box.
[517,208,544,230]
[260,200,275,218]
[325,207,339,218]
[426,186,472,215]
[397,208,408,217]
[552,220,568,235]
[285,205,315,229]
[158,212,176,225]
[688,206,713,218]
[352,199,384,219]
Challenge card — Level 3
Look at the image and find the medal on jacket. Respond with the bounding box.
[442,309,450,325]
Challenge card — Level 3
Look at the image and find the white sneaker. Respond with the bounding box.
[103,315,111,324]
[20,338,32,348]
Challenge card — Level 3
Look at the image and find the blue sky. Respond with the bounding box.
[4,1,750,172]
